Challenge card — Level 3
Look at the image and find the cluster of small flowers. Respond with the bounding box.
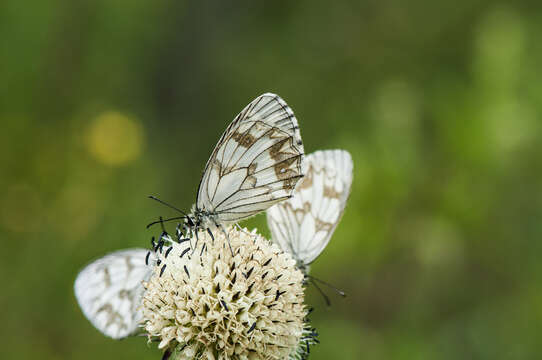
[141,225,315,360]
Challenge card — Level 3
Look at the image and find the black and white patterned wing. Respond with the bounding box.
[266,150,353,266]
[74,249,153,339]
[196,93,304,223]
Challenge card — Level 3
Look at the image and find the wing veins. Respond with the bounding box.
[220,96,262,171]
[220,132,300,179]
[214,174,303,211]
[251,153,303,176]
[228,122,295,172]
[196,94,304,218]
[224,95,299,172]
[227,128,295,176]
[222,118,267,174]
[217,195,292,213]
[196,98,259,210]
[208,132,301,210]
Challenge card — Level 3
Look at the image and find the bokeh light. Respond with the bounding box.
[86,111,144,166]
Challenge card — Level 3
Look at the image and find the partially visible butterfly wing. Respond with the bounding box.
[74,249,153,339]
[266,150,353,266]
[196,93,304,223]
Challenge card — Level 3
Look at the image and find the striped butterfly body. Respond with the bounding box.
[74,249,154,339]
[266,150,353,275]
[154,93,305,249]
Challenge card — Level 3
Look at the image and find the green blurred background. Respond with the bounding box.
[2,1,542,359]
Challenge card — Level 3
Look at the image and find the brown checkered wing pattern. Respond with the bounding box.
[266,150,353,266]
[196,93,305,223]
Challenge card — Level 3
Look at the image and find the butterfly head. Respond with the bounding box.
[188,206,220,232]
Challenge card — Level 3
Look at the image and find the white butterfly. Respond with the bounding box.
[74,249,154,339]
[152,93,305,246]
[194,92,304,226]
[266,149,353,274]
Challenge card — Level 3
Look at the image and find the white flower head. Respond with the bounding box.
[142,226,309,360]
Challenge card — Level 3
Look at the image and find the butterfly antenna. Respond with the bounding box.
[146,216,187,229]
[310,278,331,306]
[159,216,166,232]
[148,195,188,216]
[308,275,347,297]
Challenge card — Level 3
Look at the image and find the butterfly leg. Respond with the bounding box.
[191,227,200,256]
[183,223,192,248]
[206,228,215,244]
[215,222,234,257]
[309,278,331,306]
[234,223,254,237]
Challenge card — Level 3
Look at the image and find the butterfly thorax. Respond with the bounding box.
[189,206,220,232]
[297,262,310,276]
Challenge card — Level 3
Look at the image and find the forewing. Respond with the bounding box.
[196,93,304,223]
[266,150,353,266]
[74,249,153,339]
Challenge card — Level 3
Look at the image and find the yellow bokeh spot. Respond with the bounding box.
[87,111,144,166]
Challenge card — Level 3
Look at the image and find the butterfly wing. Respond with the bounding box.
[196,93,304,224]
[74,249,153,339]
[266,150,353,266]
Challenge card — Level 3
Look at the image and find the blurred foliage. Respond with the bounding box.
[2,1,542,359]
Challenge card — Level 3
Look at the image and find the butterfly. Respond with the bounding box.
[266,149,353,275]
[75,227,193,340]
[150,93,305,250]
[74,249,154,339]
